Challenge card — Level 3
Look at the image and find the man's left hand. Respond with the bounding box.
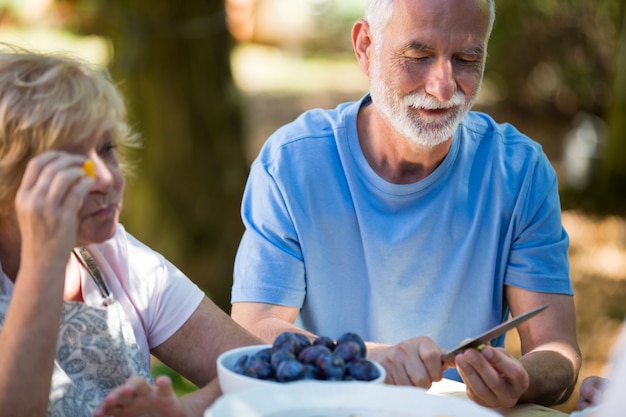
[455,345,529,408]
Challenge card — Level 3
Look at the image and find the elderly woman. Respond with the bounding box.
[0,45,261,417]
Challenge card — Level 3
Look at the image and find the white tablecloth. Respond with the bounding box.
[428,379,569,417]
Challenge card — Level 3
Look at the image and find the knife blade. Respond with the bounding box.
[440,304,549,362]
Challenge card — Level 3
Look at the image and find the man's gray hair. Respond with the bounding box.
[365,0,495,44]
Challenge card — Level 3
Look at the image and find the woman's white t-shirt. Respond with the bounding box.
[1,224,205,367]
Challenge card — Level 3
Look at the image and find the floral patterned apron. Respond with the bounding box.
[0,248,154,417]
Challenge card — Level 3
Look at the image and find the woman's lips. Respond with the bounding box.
[90,203,118,219]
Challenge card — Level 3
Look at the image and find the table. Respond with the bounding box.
[427,379,569,417]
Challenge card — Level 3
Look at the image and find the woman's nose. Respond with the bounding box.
[89,157,114,188]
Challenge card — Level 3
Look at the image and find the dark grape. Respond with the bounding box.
[230,332,381,384]
[293,333,312,352]
[248,356,273,379]
[313,335,336,351]
[252,347,272,362]
[232,354,253,376]
[270,349,296,370]
[275,358,305,382]
[317,353,346,380]
[346,358,381,381]
[333,340,363,362]
[301,363,319,380]
[298,344,332,365]
[336,332,367,357]
[272,332,310,356]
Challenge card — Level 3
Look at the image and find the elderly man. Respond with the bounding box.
[231,0,581,409]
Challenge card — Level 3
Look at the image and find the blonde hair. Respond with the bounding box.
[0,44,140,209]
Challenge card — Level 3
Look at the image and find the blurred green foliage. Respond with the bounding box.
[151,361,199,396]
[488,0,622,117]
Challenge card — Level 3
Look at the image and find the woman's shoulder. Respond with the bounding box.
[90,225,168,287]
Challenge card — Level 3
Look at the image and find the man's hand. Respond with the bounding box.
[368,336,447,388]
[455,345,529,408]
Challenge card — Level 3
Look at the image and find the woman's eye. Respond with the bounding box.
[100,142,118,156]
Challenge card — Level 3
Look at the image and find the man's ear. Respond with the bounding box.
[352,18,374,78]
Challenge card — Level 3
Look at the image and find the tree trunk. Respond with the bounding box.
[601,4,626,183]
[99,0,248,312]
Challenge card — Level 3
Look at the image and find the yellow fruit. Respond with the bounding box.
[82,159,96,178]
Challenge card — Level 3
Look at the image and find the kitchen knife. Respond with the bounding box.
[440,304,549,363]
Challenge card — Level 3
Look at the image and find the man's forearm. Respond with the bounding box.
[519,349,580,406]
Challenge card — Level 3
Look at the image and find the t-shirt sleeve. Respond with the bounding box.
[505,151,573,295]
[123,231,205,349]
[232,156,306,307]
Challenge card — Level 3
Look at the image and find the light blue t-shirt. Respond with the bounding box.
[232,94,572,379]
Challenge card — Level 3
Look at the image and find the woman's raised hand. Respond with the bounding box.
[15,151,93,260]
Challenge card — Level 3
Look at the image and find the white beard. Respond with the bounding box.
[369,62,479,148]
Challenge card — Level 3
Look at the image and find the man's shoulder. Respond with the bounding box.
[275,98,361,138]
[459,111,554,182]
[256,97,362,160]
[461,111,543,151]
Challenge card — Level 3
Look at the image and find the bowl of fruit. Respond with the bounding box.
[217,331,386,394]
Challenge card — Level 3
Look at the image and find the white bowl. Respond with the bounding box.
[216,344,386,394]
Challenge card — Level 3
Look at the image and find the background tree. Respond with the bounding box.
[482,0,625,214]
[93,0,248,312]
[584,3,626,214]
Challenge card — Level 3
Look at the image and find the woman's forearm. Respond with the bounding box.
[0,264,65,416]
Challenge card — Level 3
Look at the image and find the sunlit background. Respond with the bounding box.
[1,0,625,412]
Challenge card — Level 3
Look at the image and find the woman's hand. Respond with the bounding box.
[577,376,607,411]
[15,151,93,261]
[94,375,186,417]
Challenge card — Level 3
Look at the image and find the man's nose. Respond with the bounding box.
[424,58,456,103]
